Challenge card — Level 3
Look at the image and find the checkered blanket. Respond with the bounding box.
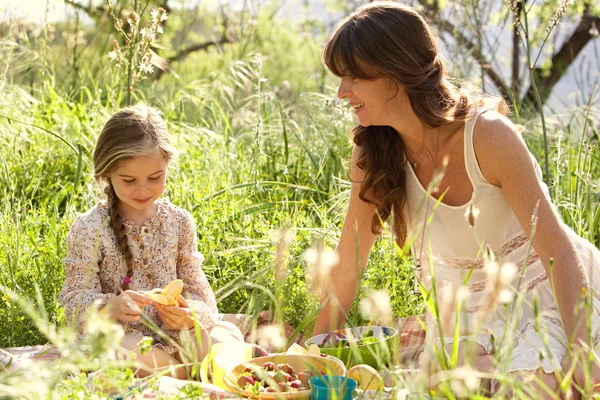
[2,313,426,367]
[2,313,426,399]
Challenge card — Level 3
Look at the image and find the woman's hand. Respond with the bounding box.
[106,290,151,322]
[153,295,195,330]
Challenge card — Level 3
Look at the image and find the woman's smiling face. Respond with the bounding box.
[336,73,408,128]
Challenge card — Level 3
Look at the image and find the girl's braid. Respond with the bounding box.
[105,184,134,291]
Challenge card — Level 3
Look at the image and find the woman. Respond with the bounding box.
[313,1,600,395]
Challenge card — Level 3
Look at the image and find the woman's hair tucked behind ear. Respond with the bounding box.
[93,103,176,291]
[323,1,506,245]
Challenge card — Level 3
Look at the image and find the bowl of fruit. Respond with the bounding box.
[304,326,397,369]
[223,354,346,399]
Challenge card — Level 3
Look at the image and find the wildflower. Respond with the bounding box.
[464,204,480,228]
[303,243,339,277]
[438,284,459,336]
[456,285,470,302]
[447,366,480,397]
[547,0,574,34]
[303,242,339,297]
[137,60,154,75]
[485,261,500,279]
[109,40,124,68]
[256,324,286,352]
[127,12,140,29]
[396,389,409,400]
[499,262,517,285]
[359,289,393,324]
[150,9,159,22]
[123,275,131,284]
[275,227,293,281]
[498,288,514,304]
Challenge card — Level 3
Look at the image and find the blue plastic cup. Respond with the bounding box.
[309,376,357,400]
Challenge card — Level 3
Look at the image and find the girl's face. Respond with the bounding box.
[337,74,408,127]
[108,150,169,218]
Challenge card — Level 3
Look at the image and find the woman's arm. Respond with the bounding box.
[313,145,379,335]
[474,112,589,342]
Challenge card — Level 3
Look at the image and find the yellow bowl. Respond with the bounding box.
[223,354,346,399]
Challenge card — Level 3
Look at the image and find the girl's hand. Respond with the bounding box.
[106,290,151,322]
[153,295,195,330]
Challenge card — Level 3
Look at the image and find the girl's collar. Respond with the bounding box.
[101,198,169,232]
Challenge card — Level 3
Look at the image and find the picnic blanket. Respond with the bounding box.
[1,314,425,398]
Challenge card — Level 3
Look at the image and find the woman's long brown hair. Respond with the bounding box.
[323,1,506,245]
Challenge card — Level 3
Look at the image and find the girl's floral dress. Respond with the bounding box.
[59,198,217,354]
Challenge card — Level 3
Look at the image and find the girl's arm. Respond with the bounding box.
[474,112,590,346]
[174,209,218,329]
[313,145,379,335]
[59,215,116,331]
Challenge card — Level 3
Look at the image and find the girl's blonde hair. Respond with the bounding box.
[93,103,176,291]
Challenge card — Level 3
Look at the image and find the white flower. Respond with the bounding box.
[499,288,514,304]
[396,389,409,400]
[499,262,517,285]
[303,243,339,297]
[485,261,500,279]
[456,285,470,302]
[137,61,154,74]
[108,51,117,60]
[160,12,168,21]
[359,289,393,323]
[303,245,339,278]
[256,325,286,352]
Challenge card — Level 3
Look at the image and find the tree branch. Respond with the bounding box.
[168,38,231,63]
[63,0,105,21]
[523,7,600,110]
[154,38,232,79]
[417,1,512,102]
[512,1,524,96]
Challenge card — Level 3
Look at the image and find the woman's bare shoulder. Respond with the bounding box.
[472,110,532,186]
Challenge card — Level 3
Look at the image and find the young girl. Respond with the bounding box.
[59,103,243,379]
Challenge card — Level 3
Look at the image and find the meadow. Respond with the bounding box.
[0,0,599,398]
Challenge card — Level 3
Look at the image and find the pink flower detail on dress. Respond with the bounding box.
[123,276,132,284]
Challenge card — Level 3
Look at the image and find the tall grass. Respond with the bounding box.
[0,1,598,398]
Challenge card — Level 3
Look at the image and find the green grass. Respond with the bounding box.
[0,2,599,398]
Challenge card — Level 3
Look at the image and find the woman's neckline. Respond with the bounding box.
[405,122,476,210]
